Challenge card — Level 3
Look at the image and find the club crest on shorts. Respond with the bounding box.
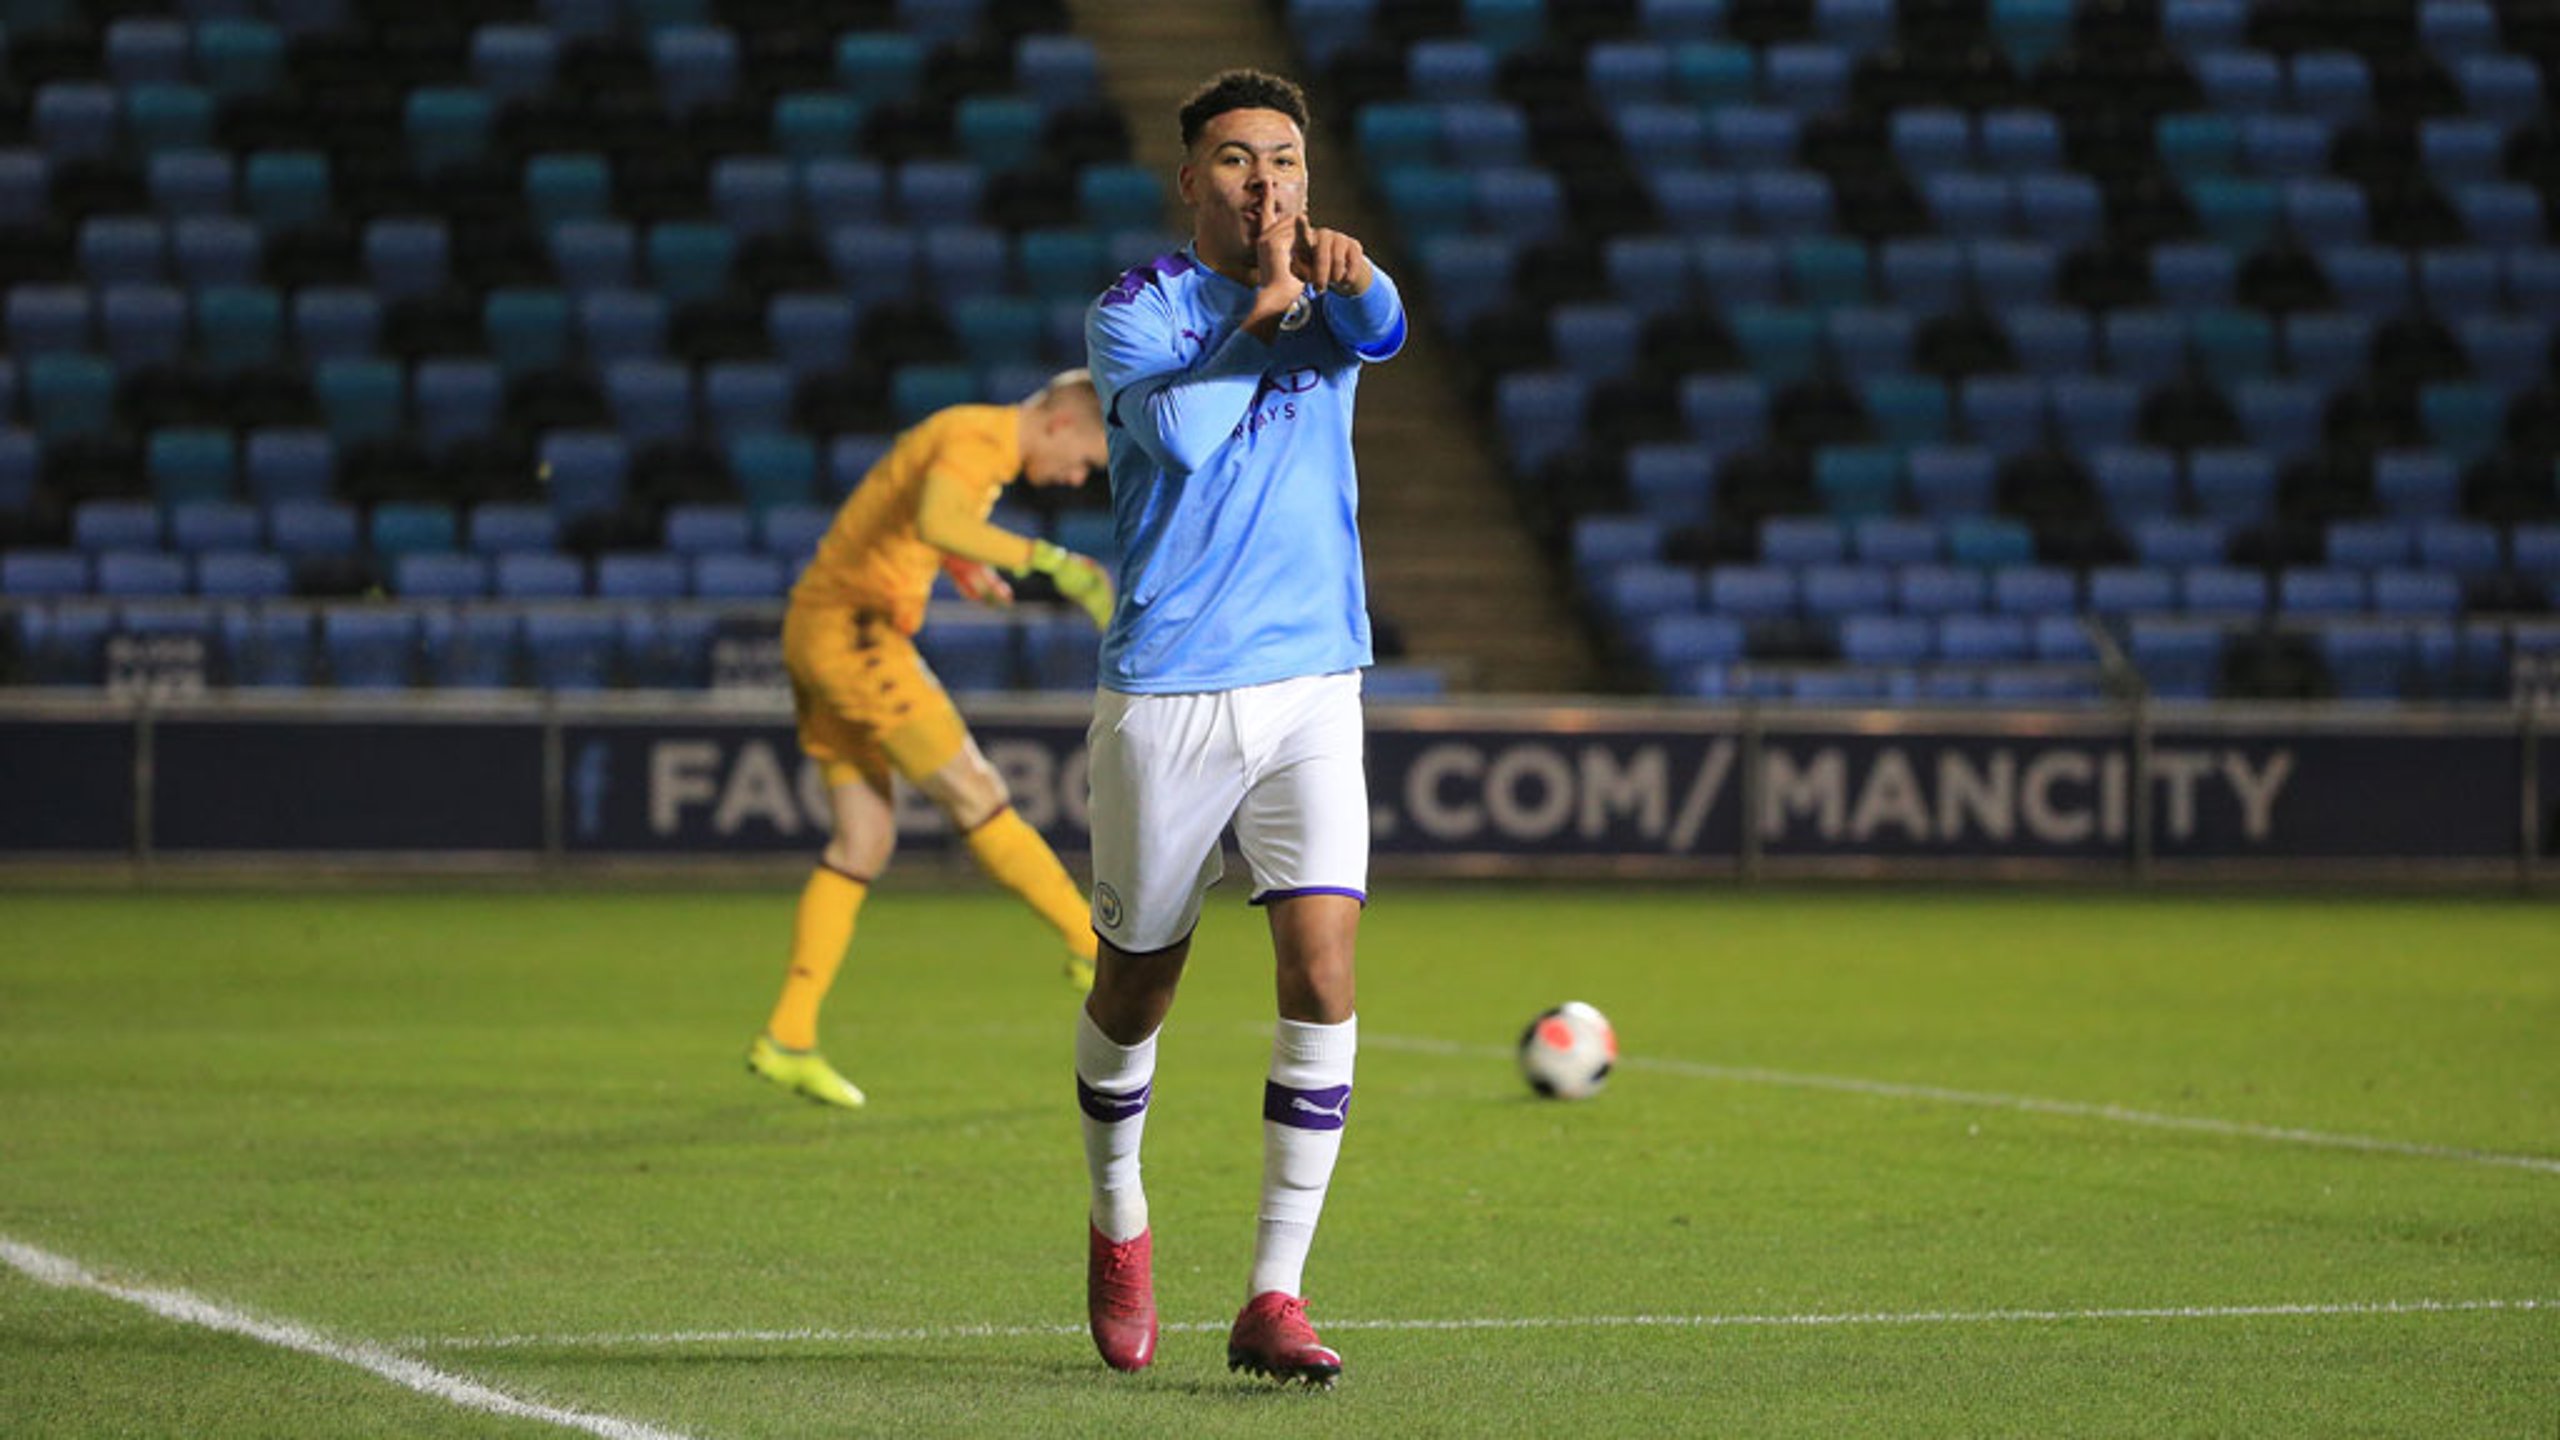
[1094,882,1124,931]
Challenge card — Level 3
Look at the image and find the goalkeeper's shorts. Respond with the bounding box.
[1084,670,1369,954]
[782,602,970,791]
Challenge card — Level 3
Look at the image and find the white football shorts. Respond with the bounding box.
[1085,669,1369,954]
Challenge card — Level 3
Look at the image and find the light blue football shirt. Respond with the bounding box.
[1084,245,1406,694]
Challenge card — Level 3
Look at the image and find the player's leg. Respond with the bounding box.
[878,660,1096,987]
[749,761,894,1108]
[1078,688,1240,1372]
[1228,673,1367,1385]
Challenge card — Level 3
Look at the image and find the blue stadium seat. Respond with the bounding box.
[730,435,818,511]
[1742,170,1833,238]
[1908,447,1997,514]
[1957,376,2044,457]
[1641,612,1746,676]
[2419,247,2502,318]
[894,162,985,229]
[34,84,119,164]
[2102,309,2186,386]
[2188,448,2278,525]
[1016,33,1101,109]
[2,551,90,599]
[2187,178,2280,252]
[828,434,895,497]
[170,502,258,554]
[244,430,335,504]
[538,432,628,521]
[2416,518,2499,577]
[127,84,216,154]
[2180,564,2265,618]
[1711,108,1801,171]
[2371,569,2461,617]
[1989,0,2070,70]
[2455,55,2543,128]
[371,501,458,556]
[484,288,572,377]
[2196,49,2282,112]
[1830,310,1916,380]
[195,19,285,100]
[406,88,493,177]
[1995,566,2078,616]
[703,362,791,441]
[314,360,404,445]
[2419,382,2505,465]
[2151,243,2237,309]
[7,285,92,357]
[577,290,668,361]
[1761,516,1846,566]
[1624,444,1716,525]
[1801,564,1892,619]
[1840,614,1932,666]
[1697,237,1783,308]
[494,552,586,600]
[2157,113,2240,181]
[2453,183,2545,248]
[1730,307,1822,386]
[2050,377,2141,452]
[1980,109,2061,172]
[243,150,330,231]
[1938,613,2031,664]
[652,26,738,115]
[394,552,490,599]
[2288,52,2371,124]
[1587,40,1674,101]
[2234,379,2324,461]
[73,500,161,553]
[2033,612,2099,661]
[1078,164,1164,233]
[1892,109,1971,177]
[2128,619,2222,700]
[219,608,316,687]
[605,362,696,448]
[195,551,290,598]
[1550,304,1642,382]
[2512,525,2560,580]
[1813,446,1898,517]
[1946,516,2033,567]
[2456,316,2550,393]
[0,153,50,228]
[323,608,418,689]
[291,288,381,363]
[2278,567,2367,615]
[1410,40,1498,102]
[2133,517,2228,567]
[79,217,168,286]
[524,612,619,690]
[148,428,237,505]
[2420,0,2499,64]
[268,500,359,559]
[760,504,831,560]
[1615,104,1709,174]
[772,92,863,163]
[2283,179,2367,247]
[192,285,281,374]
[467,503,558,555]
[525,153,611,233]
[692,551,785,600]
[646,222,736,305]
[2003,307,2092,374]
[1474,168,1566,244]
[664,504,753,556]
[2088,566,2176,616]
[2320,621,2411,700]
[1705,565,1797,619]
[1865,376,1950,447]
[471,24,560,102]
[413,360,501,455]
[1593,562,1699,631]
[107,19,190,85]
[2318,246,2412,318]
[1855,517,1940,566]
[1679,376,1770,456]
[2506,249,2560,314]
[1896,565,1987,615]
[1762,43,1849,114]
[551,221,639,295]
[1925,174,2010,239]
[1650,170,1743,233]
[914,609,1019,694]
[26,356,117,441]
[364,218,451,303]
[420,608,521,688]
[595,553,688,601]
[1017,230,1112,305]
[1495,372,1587,472]
[101,286,188,372]
[2017,175,2103,248]
[97,548,188,594]
[2282,311,2373,390]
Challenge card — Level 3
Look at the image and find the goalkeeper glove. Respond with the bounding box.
[1024,539,1114,629]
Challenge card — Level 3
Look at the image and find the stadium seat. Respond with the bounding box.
[195,551,290,598]
[2127,619,2222,700]
[394,553,490,599]
[692,551,785,599]
[421,609,522,688]
[2279,567,2367,615]
[322,609,418,689]
[524,612,619,689]
[494,552,586,600]
[916,610,1018,692]
[1801,565,1893,619]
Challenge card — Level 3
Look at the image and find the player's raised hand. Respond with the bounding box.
[1254,195,1301,299]
[1027,539,1115,630]
[1293,215,1371,296]
[942,555,1013,607]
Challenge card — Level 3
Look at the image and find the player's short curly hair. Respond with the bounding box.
[1178,69,1311,150]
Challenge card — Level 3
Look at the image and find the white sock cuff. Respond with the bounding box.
[1269,1014,1357,1089]
[1075,1009,1158,1090]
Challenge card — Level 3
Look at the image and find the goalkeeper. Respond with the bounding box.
[749,370,1115,1110]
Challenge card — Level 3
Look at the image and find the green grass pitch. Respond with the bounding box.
[1,885,2554,1438]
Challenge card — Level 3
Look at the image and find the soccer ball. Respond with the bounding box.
[1517,1001,1617,1100]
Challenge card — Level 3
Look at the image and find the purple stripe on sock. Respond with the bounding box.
[1264,1081,1352,1131]
[1077,1076,1151,1124]
[1249,886,1369,907]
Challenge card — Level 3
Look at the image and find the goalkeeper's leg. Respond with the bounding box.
[885,702,1098,990]
[752,766,894,1109]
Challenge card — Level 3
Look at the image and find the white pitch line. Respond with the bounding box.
[1363,1033,2560,1177]
[0,1235,703,1440]
[409,1297,2556,1353]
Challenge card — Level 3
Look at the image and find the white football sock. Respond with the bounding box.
[1248,1014,1358,1299]
[1075,1009,1156,1243]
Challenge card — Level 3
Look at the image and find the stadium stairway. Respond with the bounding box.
[1063,0,1600,691]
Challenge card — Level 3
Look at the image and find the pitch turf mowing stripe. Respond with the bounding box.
[0,1235,701,1440]
[1358,1032,2560,1176]
[410,1298,2557,1352]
